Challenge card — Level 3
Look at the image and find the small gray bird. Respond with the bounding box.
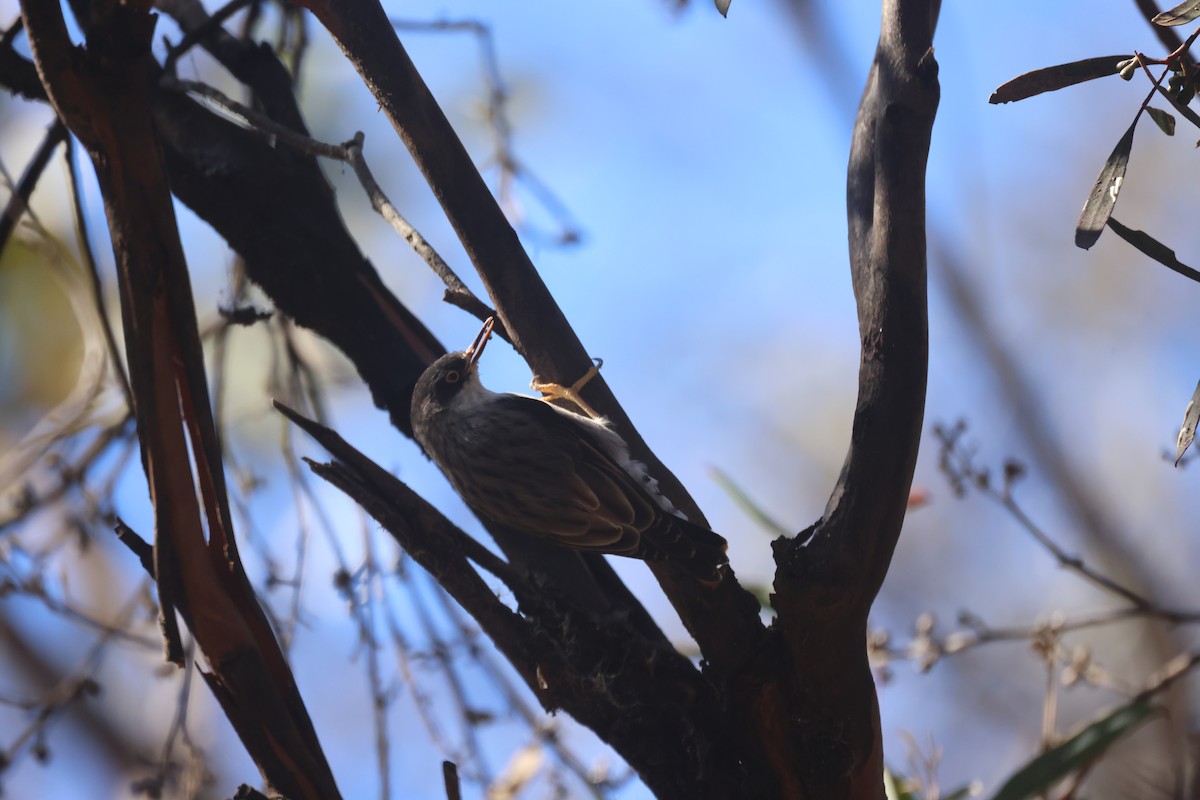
[411,318,729,581]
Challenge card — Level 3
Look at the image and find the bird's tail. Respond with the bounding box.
[640,516,730,583]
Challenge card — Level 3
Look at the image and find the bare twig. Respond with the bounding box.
[158,76,504,337]
[0,119,66,255]
[429,583,615,799]
[358,521,392,800]
[162,0,255,73]
[383,564,468,770]
[0,584,150,773]
[390,18,582,246]
[1,417,134,531]
[0,559,160,649]
[935,423,1200,625]
[407,567,492,785]
[64,135,134,411]
[1138,650,1200,701]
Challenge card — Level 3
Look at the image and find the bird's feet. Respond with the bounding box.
[532,358,604,419]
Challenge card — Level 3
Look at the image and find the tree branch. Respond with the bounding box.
[19,3,340,796]
[770,0,939,796]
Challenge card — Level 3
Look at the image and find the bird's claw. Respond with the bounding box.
[532,358,603,419]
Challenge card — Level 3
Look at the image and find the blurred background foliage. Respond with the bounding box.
[1,0,1199,798]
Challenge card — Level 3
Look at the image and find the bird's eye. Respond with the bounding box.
[444,370,460,384]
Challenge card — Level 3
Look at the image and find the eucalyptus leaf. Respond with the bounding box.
[1107,217,1200,283]
[990,55,1133,104]
[1154,0,1200,26]
[1175,379,1200,465]
[710,467,792,538]
[1147,106,1176,136]
[1154,80,1200,131]
[991,700,1155,800]
[1076,119,1137,249]
[884,767,920,800]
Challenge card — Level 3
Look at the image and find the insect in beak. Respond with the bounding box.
[465,316,495,369]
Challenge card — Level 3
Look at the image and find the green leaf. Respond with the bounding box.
[991,699,1156,800]
[883,767,921,800]
[1107,217,1200,283]
[1175,379,1200,465]
[990,55,1134,104]
[1147,106,1177,136]
[1155,79,1200,131]
[709,467,791,538]
[714,0,731,17]
[1154,0,1200,26]
[1076,119,1137,249]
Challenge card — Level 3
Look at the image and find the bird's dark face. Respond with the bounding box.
[413,352,474,417]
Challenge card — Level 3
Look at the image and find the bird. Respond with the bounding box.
[410,317,729,581]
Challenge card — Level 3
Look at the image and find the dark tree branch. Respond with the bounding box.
[443,761,462,800]
[0,19,47,101]
[769,0,939,796]
[19,2,340,797]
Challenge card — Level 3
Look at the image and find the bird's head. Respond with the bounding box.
[411,317,495,426]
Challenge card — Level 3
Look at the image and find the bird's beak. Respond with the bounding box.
[464,316,495,369]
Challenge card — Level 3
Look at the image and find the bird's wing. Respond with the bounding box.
[460,395,729,579]
[466,395,659,553]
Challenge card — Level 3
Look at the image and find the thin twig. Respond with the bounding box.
[409,568,492,785]
[0,580,152,774]
[935,423,1200,625]
[870,605,1195,692]
[1137,650,1200,701]
[0,560,160,649]
[360,521,393,800]
[1136,22,1200,68]
[161,0,254,73]
[158,76,505,337]
[340,133,500,326]
[0,416,134,532]
[0,119,66,255]
[430,583,617,798]
[390,18,581,246]
[383,561,468,771]
[64,135,134,411]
